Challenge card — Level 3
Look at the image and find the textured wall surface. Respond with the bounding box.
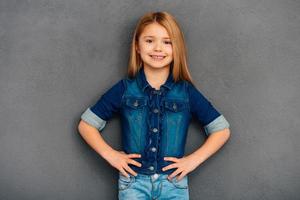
[0,0,299,199]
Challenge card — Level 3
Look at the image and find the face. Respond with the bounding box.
[136,23,173,70]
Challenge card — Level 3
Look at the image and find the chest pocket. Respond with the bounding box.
[121,96,148,153]
[162,99,189,155]
[164,100,188,112]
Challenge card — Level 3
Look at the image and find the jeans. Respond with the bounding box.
[118,172,189,200]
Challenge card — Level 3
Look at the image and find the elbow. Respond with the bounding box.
[77,121,82,134]
[223,128,231,141]
[78,120,99,134]
[207,127,231,140]
[77,120,86,134]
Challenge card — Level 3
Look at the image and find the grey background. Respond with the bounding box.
[0,0,299,199]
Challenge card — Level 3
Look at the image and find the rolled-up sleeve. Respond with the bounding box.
[188,83,230,136]
[203,115,230,135]
[80,79,125,131]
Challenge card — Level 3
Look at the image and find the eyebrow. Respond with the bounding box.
[143,36,171,39]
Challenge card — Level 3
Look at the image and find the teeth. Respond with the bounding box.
[151,55,165,59]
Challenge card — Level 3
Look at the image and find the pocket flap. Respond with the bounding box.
[125,97,147,109]
[164,100,187,112]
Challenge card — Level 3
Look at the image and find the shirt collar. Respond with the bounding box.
[136,65,175,92]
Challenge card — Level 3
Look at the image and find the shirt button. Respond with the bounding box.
[151,147,157,152]
[148,166,154,171]
[152,128,158,133]
[153,108,159,113]
[133,100,139,107]
[172,103,177,110]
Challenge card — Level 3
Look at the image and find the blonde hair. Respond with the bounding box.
[127,11,194,84]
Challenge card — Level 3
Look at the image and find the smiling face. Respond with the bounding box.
[136,23,173,71]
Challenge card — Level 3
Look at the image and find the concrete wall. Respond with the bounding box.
[0,0,299,199]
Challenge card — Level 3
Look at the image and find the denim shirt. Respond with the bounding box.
[81,67,230,175]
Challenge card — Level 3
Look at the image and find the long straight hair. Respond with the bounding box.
[127,11,194,85]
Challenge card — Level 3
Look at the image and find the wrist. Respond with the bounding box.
[100,147,114,160]
[189,152,205,166]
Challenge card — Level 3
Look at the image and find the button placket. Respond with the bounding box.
[146,88,165,173]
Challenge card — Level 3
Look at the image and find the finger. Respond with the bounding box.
[127,154,142,158]
[177,172,186,181]
[162,163,177,171]
[167,169,181,181]
[128,159,142,167]
[164,157,179,162]
[119,168,129,178]
[124,165,138,177]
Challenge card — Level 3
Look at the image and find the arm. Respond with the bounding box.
[186,83,231,166]
[77,119,142,177]
[163,83,231,180]
[190,128,231,165]
[77,79,124,161]
[163,128,231,180]
[77,119,114,159]
[77,80,142,177]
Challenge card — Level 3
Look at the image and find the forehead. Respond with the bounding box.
[140,23,170,39]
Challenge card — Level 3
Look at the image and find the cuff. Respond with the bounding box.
[81,107,107,131]
[204,115,230,136]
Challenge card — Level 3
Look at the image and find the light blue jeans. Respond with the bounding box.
[118,172,189,200]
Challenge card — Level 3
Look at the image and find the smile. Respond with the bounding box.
[150,55,166,60]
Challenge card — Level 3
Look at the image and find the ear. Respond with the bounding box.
[136,46,140,54]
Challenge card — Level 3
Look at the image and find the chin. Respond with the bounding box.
[144,61,173,69]
[147,64,171,70]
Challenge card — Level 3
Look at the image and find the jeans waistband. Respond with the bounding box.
[136,173,169,180]
[120,172,169,181]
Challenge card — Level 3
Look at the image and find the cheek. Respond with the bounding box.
[166,47,173,56]
[140,45,152,53]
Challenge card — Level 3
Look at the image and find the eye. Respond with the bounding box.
[164,41,172,45]
[146,39,153,43]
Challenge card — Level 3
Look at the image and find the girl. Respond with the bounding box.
[78,11,230,200]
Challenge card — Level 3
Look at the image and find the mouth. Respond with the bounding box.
[150,55,166,61]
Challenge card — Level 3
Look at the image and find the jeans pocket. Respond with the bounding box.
[169,175,188,189]
[118,172,135,191]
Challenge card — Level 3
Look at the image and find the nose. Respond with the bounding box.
[154,41,162,51]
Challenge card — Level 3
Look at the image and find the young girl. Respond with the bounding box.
[78,11,230,200]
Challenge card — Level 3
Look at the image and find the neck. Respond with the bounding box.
[143,65,170,90]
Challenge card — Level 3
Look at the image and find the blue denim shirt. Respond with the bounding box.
[81,66,230,175]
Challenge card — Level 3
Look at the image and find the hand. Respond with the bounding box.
[162,154,201,181]
[104,150,142,178]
